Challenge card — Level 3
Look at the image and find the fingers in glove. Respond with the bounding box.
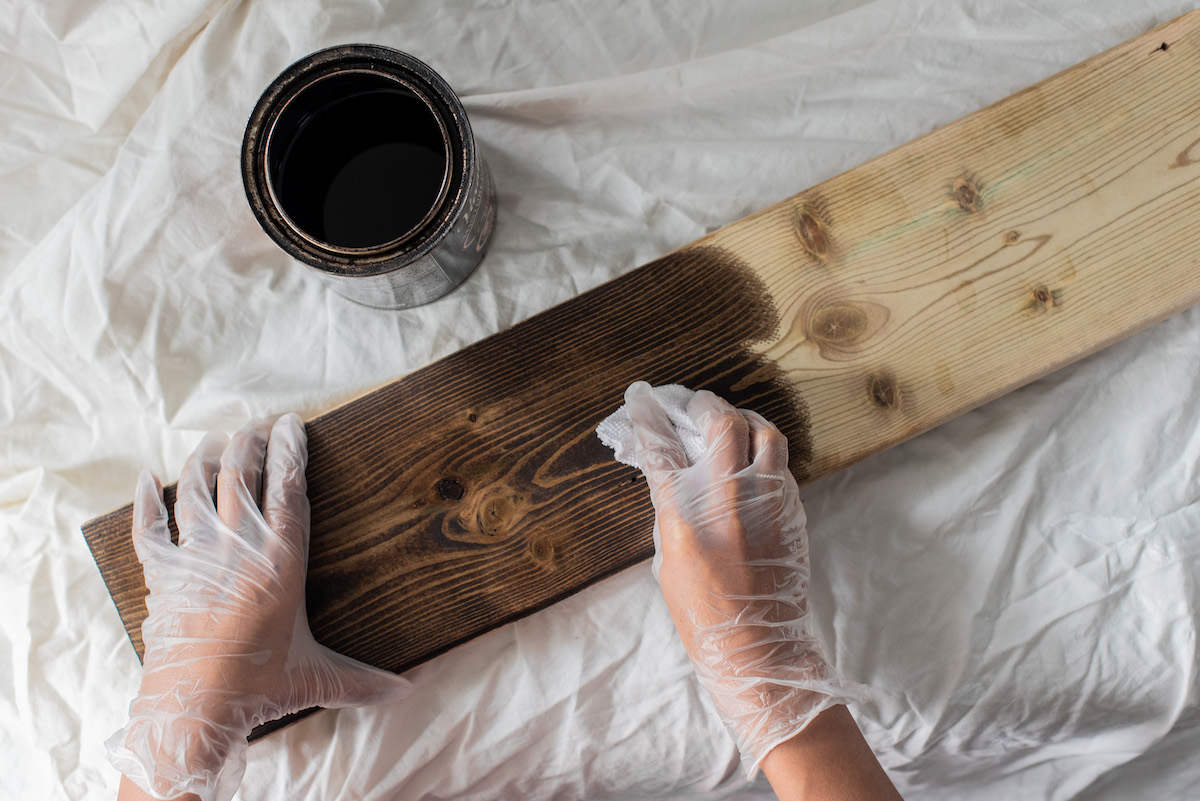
[742,409,807,551]
[131,470,171,574]
[625,381,689,489]
[261,413,310,567]
[743,409,789,477]
[687,390,750,476]
[175,431,228,550]
[216,418,273,540]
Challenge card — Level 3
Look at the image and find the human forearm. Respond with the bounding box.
[759,705,901,801]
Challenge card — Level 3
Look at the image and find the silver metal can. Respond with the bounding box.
[241,44,496,309]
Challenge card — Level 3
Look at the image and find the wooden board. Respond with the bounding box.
[84,12,1200,717]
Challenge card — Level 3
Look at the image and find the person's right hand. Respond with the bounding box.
[622,381,864,776]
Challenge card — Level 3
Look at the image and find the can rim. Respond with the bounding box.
[263,68,454,255]
[241,44,477,277]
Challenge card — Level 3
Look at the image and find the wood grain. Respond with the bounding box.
[83,11,1200,732]
[713,18,1200,478]
[85,247,803,670]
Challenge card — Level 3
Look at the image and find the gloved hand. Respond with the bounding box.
[106,414,411,801]
[622,381,865,776]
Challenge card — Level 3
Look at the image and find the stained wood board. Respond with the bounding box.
[84,11,1200,719]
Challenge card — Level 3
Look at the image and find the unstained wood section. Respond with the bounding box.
[83,12,1200,731]
[708,15,1200,477]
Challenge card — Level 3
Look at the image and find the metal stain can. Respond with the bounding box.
[241,44,496,309]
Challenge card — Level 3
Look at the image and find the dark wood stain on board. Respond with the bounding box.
[82,245,809,697]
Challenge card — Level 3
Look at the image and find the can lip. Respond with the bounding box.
[264,68,454,255]
[241,44,477,277]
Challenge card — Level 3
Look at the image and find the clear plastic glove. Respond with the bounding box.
[106,414,411,801]
[622,381,866,776]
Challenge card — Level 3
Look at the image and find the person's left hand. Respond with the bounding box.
[106,414,411,801]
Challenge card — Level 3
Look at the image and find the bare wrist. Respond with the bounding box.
[759,705,901,801]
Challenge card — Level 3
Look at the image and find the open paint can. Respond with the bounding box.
[241,45,495,309]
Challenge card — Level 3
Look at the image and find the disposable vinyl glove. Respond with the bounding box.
[106,414,411,801]
[622,382,866,776]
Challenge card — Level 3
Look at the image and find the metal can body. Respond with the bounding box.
[241,45,495,309]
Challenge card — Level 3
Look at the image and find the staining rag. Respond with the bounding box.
[595,383,706,469]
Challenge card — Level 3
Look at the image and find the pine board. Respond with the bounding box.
[83,12,1200,726]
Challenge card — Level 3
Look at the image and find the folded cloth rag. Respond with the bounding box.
[596,383,703,468]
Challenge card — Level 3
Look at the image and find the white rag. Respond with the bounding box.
[595,383,706,469]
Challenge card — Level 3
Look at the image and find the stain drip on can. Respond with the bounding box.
[242,45,496,309]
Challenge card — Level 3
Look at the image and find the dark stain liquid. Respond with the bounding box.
[268,72,449,250]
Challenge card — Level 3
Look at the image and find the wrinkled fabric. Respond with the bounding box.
[2,1,1199,800]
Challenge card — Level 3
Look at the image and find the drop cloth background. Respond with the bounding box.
[4,1,1200,799]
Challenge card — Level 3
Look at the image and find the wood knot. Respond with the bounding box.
[1028,285,1061,313]
[467,412,478,423]
[793,200,832,260]
[806,300,889,361]
[478,493,522,538]
[811,304,868,345]
[953,176,982,213]
[445,490,524,544]
[868,373,901,410]
[436,478,465,501]
[529,537,556,567]
[1171,137,1200,169]
[1004,230,1021,245]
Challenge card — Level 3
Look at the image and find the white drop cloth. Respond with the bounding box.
[3,1,1200,799]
